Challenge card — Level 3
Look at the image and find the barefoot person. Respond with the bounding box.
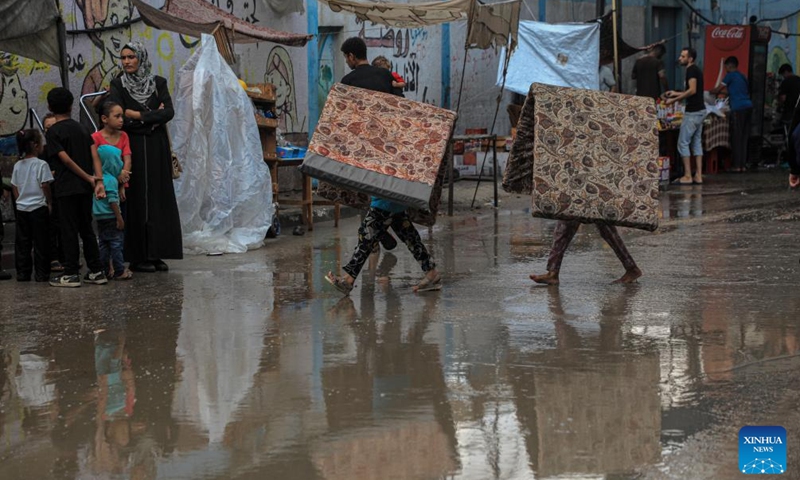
[325,38,441,295]
[530,220,642,285]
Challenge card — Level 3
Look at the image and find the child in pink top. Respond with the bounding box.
[92,101,132,196]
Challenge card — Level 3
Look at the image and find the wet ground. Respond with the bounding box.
[1,172,799,479]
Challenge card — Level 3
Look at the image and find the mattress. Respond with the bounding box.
[300,83,457,211]
[316,153,446,227]
[504,83,660,231]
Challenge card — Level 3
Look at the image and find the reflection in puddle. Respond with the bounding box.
[2,207,800,479]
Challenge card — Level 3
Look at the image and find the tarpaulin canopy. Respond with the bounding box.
[319,0,470,27]
[498,20,600,94]
[0,0,62,67]
[131,0,312,47]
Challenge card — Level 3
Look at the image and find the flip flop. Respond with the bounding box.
[672,178,693,185]
[325,272,354,296]
[414,272,442,293]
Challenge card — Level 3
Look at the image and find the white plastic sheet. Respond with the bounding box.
[172,35,273,254]
[498,20,600,94]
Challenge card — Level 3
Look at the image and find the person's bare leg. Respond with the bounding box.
[693,155,703,184]
[676,156,693,183]
[612,267,642,284]
[530,271,560,285]
[530,221,579,285]
[596,224,642,284]
[412,268,441,292]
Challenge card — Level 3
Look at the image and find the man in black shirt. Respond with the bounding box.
[666,47,706,185]
[632,44,668,100]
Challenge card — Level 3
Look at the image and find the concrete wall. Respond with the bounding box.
[0,0,310,138]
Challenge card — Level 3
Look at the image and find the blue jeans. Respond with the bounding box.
[97,218,125,277]
[677,111,706,157]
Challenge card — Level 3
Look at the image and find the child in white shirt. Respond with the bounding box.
[12,129,54,282]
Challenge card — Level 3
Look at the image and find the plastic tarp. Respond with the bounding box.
[497,20,600,94]
[172,34,273,254]
[0,0,61,67]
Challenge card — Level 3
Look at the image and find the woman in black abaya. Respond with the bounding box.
[109,42,182,272]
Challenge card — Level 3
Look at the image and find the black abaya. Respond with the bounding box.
[109,76,183,262]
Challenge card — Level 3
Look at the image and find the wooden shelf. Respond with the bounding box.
[256,116,278,129]
[246,83,277,103]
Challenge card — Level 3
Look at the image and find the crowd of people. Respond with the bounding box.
[0,42,182,286]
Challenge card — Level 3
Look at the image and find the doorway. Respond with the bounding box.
[652,7,680,91]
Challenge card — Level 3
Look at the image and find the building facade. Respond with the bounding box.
[1,0,799,142]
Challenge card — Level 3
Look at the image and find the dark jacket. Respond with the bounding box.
[108,76,175,136]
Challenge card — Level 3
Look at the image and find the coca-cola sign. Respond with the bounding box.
[708,25,749,51]
[711,27,745,39]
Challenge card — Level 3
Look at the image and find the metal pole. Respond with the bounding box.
[447,142,454,216]
[492,135,498,207]
[55,1,70,88]
[612,0,621,92]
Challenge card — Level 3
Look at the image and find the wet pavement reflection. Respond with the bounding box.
[2,175,800,479]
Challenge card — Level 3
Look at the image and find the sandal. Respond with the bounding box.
[115,269,133,281]
[414,272,442,292]
[325,272,354,296]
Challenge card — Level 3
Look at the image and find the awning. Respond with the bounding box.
[318,0,470,27]
[131,0,312,47]
[0,0,62,67]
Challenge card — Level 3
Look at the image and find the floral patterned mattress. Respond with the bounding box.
[301,83,457,210]
[504,83,660,231]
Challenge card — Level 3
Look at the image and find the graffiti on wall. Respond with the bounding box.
[0,55,30,136]
[357,20,436,103]
[265,45,306,133]
[0,0,310,139]
[77,0,134,96]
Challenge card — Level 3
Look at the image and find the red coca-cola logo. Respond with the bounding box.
[708,26,748,51]
[711,27,744,39]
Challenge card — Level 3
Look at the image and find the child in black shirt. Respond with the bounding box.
[46,87,108,287]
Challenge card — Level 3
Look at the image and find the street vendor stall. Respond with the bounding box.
[657,106,731,178]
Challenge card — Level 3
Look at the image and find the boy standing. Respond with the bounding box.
[710,56,753,172]
[45,87,108,287]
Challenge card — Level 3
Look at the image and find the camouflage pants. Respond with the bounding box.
[343,207,435,279]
